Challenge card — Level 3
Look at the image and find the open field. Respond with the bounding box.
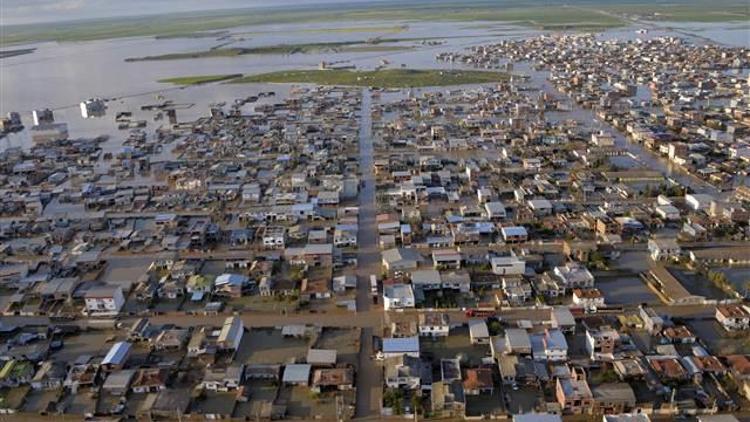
[158,74,243,85]
[235,328,310,365]
[231,69,510,88]
[126,40,412,61]
[3,0,748,46]
[128,41,364,61]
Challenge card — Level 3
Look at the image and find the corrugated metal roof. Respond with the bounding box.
[382,336,419,353]
[102,341,131,366]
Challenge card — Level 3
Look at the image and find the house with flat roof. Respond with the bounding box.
[383,284,415,311]
[468,319,490,344]
[307,349,337,367]
[382,336,420,359]
[311,367,354,392]
[384,354,432,391]
[282,364,311,386]
[382,248,422,273]
[491,253,526,276]
[463,367,494,395]
[592,383,636,414]
[504,328,532,355]
[556,371,593,414]
[648,237,681,261]
[410,269,442,291]
[501,226,529,243]
[418,313,450,337]
[84,284,125,316]
[715,304,750,331]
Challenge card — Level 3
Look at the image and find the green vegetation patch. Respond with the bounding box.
[337,45,414,53]
[231,69,509,88]
[0,48,36,59]
[125,38,429,61]
[158,74,243,85]
[154,31,230,39]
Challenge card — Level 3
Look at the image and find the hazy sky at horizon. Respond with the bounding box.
[1,0,372,26]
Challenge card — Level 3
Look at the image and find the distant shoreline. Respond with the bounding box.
[2,0,748,47]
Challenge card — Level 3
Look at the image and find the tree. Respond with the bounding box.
[488,319,502,336]
[383,388,404,415]
[411,394,423,416]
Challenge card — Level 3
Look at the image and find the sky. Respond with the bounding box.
[0,0,372,26]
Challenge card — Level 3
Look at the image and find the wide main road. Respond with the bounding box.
[354,88,384,419]
[1,303,715,335]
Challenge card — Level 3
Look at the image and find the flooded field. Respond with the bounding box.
[0,21,522,115]
[688,319,750,355]
[719,267,750,297]
[597,275,659,305]
[670,268,732,301]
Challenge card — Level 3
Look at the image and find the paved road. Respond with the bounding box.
[354,88,384,419]
[7,302,715,333]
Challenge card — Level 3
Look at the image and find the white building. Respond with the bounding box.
[241,184,262,203]
[418,313,450,337]
[571,288,605,310]
[655,204,680,221]
[32,108,54,126]
[552,263,594,291]
[334,226,358,247]
[410,269,442,291]
[468,319,490,344]
[592,130,615,147]
[532,329,568,362]
[491,254,526,276]
[640,306,664,334]
[383,284,416,311]
[84,285,125,316]
[484,201,507,220]
[648,238,681,261]
[685,193,714,212]
[715,305,750,331]
[317,190,339,205]
[80,98,106,118]
[262,226,286,249]
[527,198,553,216]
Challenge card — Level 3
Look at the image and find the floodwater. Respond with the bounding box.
[0,21,524,114]
[0,20,529,152]
[0,17,744,169]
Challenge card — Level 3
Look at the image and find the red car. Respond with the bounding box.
[465,308,496,318]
